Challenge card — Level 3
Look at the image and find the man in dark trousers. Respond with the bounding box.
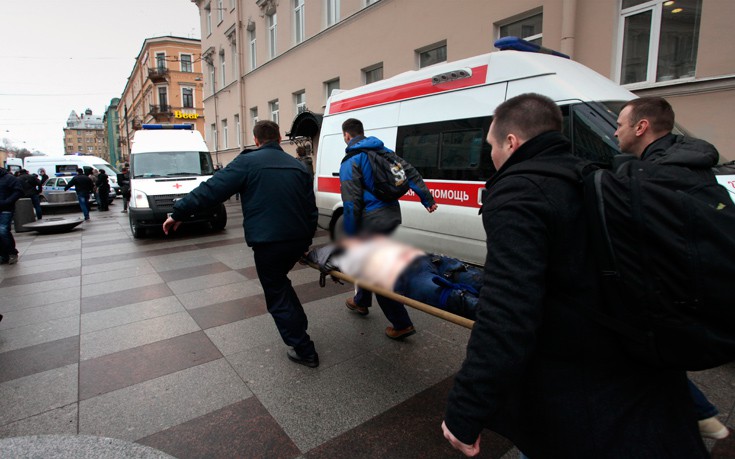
[162,120,320,368]
[64,168,94,221]
[442,93,707,458]
[339,118,437,340]
[0,166,24,264]
[17,169,43,220]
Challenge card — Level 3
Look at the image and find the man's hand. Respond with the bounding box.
[162,216,182,235]
[426,203,438,213]
[442,421,480,457]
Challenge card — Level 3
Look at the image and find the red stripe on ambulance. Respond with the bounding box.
[327,65,489,115]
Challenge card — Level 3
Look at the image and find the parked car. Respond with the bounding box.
[42,176,116,205]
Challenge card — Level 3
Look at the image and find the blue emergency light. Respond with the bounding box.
[141,124,194,130]
[494,37,570,59]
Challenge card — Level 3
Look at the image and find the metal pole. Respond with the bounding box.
[124,104,131,163]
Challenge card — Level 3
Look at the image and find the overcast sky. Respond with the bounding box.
[0,0,202,155]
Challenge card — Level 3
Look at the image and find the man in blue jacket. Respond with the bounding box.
[163,121,320,368]
[0,167,23,264]
[339,118,437,340]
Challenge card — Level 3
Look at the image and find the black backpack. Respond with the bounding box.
[519,160,735,370]
[364,149,410,201]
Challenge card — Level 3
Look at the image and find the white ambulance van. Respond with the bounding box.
[312,38,733,265]
[127,124,226,238]
[23,155,122,196]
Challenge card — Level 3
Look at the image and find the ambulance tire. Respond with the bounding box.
[210,204,227,232]
[130,216,146,239]
[330,212,344,242]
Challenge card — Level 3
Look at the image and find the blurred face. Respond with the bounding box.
[615,105,640,156]
[487,121,513,170]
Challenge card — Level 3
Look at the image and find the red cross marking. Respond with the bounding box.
[173,183,182,189]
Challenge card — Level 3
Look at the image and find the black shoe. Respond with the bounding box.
[8,254,18,265]
[287,349,319,368]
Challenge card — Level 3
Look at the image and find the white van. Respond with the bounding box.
[127,124,226,238]
[311,40,734,265]
[23,155,121,196]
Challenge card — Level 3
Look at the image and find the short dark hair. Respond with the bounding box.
[621,97,675,134]
[341,118,364,137]
[253,120,281,144]
[491,93,562,142]
[77,168,84,174]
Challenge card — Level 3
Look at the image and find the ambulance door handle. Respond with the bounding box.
[332,172,340,177]
[479,188,489,206]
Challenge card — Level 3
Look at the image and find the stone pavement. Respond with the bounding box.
[0,200,733,458]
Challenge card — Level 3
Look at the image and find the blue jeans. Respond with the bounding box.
[76,192,90,219]
[354,288,413,330]
[0,211,17,261]
[688,379,718,420]
[29,194,42,219]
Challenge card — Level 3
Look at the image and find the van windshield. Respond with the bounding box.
[131,151,214,178]
[93,164,120,177]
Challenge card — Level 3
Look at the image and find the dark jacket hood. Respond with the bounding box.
[642,133,719,168]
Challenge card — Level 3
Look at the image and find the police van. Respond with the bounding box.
[22,155,122,196]
[311,38,733,265]
[127,124,226,238]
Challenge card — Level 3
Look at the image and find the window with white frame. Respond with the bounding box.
[182,87,194,108]
[222,119,228,149]
[269,99,279,124]
[417,42,447,68]
[205,4,212,35]
[498,11,543,45]
[230,0,235,10]
[155,52,166,70]
[326,0,340,26]
[235,114,241,147]
[180,54,193,72]
[248,29,257,70]
[294,0,305,44]
[209,63,216,94]
[210,123,217,150]
[268,13,278,59]
[363,63,383,84]
[250,107,259,124]
[325,78,340,104]
[158,86,168,110]
[230,40,238,81]
[618,0,701,85]
[220,50,226,87]
[294,90,306,113]
[217,0,224,23]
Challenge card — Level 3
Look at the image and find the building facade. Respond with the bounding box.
[63,109,108,160]
[103,98,122,167]
[117,36,206,161]
[191,0,735,165]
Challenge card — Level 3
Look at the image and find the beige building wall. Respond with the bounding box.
[193,0,735,164]
[118,37,205,162]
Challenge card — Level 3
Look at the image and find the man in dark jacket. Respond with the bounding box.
[17,169,43,220]
[442,93,707,458]
[162,120,320,368]
[339,118,437,340]
[64,168,94,221]
[0,167,24,264]
[96,170,110,211]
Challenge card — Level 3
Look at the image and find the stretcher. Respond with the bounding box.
[305,260,475,330]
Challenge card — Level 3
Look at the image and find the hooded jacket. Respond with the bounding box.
[0,168,23,212]
[339,135,435,236]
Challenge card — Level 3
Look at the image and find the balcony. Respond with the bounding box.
[149,105,172,120]
[148,67,169,82]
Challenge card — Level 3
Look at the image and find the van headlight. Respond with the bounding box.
[132,190,150,208]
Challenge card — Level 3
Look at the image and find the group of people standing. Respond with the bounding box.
[163,94,728,457]
[63,168,112,220]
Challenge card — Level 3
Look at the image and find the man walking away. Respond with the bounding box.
[96,170,110,211]
[163,120,320,368]
[339,118,437,340]
[17,169,43,220]
[0,167,23,264]
[64,168,94,221]
[442,93,706,458]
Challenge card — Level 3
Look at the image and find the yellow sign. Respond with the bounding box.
[174,111,198,120]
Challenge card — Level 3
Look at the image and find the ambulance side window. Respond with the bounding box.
[563,103,620,166]
[396,116,494,181]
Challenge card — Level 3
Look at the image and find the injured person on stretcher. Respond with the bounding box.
[306,236,482,320]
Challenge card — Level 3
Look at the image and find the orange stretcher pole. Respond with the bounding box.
[307,262,475,330]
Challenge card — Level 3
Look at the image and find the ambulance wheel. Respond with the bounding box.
[330,212,344,242]
[210,204,227,231]
[130,217,145,239]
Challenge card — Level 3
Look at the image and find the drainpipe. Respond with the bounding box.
[560,0,577,59]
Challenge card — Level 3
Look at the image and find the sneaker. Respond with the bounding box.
[345,297,369,316]
[8,254,18,265]
[286,349,319,368]
[385,325,416,340]
[699,417,729,440]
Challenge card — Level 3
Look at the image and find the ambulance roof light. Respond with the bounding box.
[493,37,570,59]
[141,124,194,130]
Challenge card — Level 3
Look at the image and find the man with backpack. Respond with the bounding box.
[339,118,437,340]
[442,93,707,458]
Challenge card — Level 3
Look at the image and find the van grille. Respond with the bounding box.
[150,193,188,212]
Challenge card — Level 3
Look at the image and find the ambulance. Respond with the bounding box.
[312,38,733,265]
[22,155,122,196]
[127,124,226,238]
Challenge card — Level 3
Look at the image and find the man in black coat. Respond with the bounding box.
[163,121,320,368]
[442,94,707,458]
[17,169,43,220]
[0,167,23,264]
[64,168,94,221]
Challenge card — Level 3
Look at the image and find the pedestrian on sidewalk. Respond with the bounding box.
[0,166,23,264]
[118,165,131,213]
[64,168,93,221]
[96,170,110,211]
[163,120,320,368]
[17,169,43,220]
